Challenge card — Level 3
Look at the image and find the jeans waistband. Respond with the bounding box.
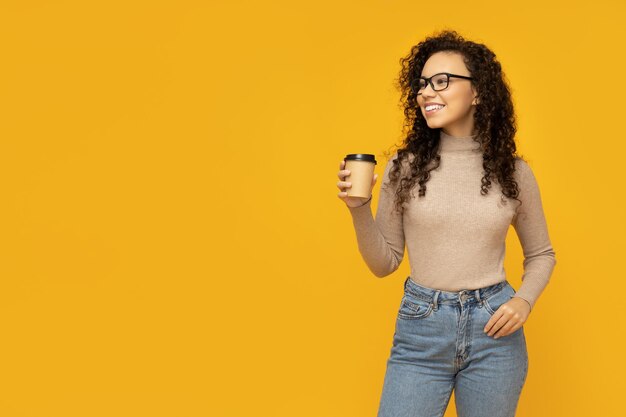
[404,276,509,309]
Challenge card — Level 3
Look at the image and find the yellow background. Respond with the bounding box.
[0,1,623,416]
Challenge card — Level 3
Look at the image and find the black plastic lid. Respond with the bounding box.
[344,153,377,165]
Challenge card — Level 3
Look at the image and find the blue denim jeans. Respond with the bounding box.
[377,276,528,417]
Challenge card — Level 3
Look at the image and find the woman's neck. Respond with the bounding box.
[439,129,482,153]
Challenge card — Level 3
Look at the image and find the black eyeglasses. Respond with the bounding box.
[412,72,474,94]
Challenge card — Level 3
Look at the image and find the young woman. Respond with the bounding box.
[336,30,556,417]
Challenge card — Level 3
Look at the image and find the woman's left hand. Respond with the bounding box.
[484,296,531,339]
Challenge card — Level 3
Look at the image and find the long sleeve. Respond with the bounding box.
[347,154,405,277]
[510,158,557,310]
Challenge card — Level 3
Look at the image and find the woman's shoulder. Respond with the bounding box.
[512,156,543,202]
[386,149,416,167]
[381,151,414,179]
[513,156,536,183]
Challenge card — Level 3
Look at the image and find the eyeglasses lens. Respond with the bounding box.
[417,74,449,92]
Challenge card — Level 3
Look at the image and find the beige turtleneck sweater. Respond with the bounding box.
[347,129,556,310]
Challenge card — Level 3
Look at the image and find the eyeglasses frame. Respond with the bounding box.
[413,72,474,95]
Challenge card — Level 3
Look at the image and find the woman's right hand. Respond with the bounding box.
[337,159,378,208]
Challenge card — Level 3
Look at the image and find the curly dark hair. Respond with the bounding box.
[382,29,524,215]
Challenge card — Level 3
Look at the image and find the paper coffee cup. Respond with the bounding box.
[344,154,377,198]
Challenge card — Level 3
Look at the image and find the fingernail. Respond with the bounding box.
[494,336,499,339]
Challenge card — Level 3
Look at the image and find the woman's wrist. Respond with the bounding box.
[355,195,372,207]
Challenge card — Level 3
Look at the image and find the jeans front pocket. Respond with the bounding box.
[483,282,516,316]
[398,293,433,320]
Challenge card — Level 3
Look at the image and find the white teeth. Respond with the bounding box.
[425,104,445,111]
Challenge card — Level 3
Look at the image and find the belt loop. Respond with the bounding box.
[432,290,440,310]
[404,276,410,291]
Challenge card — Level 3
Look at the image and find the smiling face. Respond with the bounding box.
[417,51,479,137]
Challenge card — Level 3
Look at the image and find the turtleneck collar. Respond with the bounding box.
[439,129,482,154]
